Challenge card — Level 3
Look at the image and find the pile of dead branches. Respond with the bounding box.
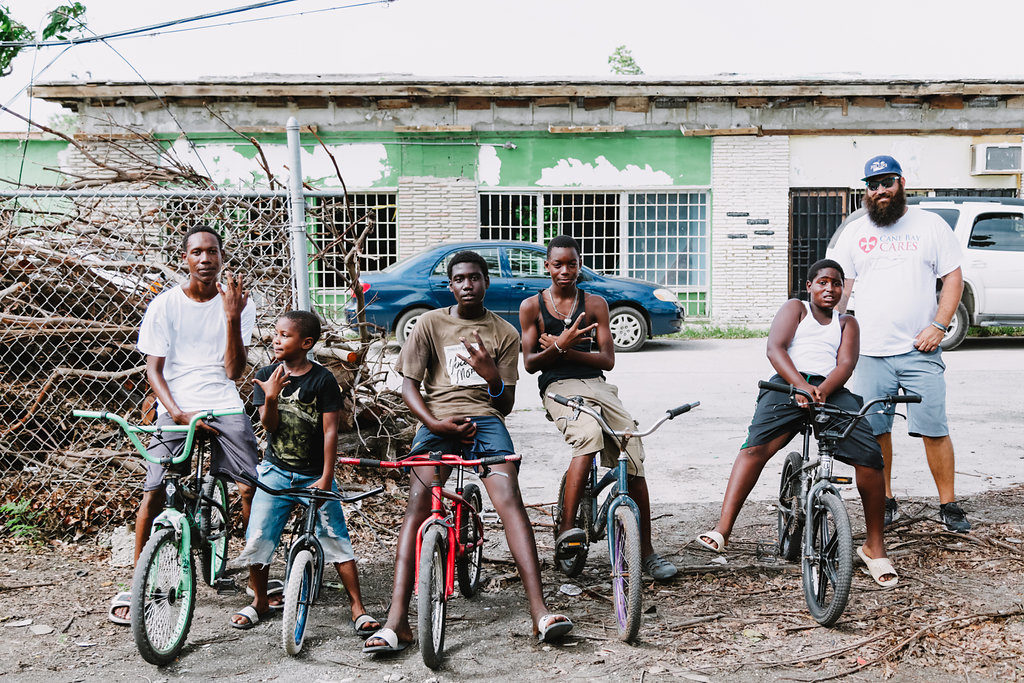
[0,116,413,539]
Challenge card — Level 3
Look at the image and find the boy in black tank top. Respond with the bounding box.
[519,235,677,582]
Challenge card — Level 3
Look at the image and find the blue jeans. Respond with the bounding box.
[407,415,518,476]
[234,461,354,567]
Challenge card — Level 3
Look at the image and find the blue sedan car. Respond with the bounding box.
[345,241,685,352]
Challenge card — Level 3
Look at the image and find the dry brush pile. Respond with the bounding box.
[0,125,412,539]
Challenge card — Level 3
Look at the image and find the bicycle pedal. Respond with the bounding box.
[214,577,238,594]
[830,476,853,485]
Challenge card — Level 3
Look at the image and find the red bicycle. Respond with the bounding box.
[337,450,520,669]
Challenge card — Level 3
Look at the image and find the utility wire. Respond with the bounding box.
[0,0,301,49]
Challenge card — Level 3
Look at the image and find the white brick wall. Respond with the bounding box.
[397,176,479,259]
[710,136,790,324]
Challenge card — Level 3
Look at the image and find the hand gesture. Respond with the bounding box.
[253,364,291,401]
[431,416,478,444]
[913,324,944,353]
[454,331,499,384]
[557,314,598,350]
[217,271,248,320]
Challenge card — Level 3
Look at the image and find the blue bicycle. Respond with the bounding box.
[548,394,699,642]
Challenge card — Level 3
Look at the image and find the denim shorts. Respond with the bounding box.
[233,461,354,567]
[852,348,949,438]
[407,415,518,477]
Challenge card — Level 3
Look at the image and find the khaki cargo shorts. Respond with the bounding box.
[542,377,645,477]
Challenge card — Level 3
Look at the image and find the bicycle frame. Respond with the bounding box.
[337,451,520,599]
[760,380,922,559]
[550,394,699,548]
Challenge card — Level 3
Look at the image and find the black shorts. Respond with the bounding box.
[743,374,883,470]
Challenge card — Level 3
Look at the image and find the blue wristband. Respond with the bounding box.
[487,380,505,398]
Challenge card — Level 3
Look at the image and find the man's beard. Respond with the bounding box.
[865,186,906,227]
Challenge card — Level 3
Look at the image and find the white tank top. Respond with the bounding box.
[787,301,841,378]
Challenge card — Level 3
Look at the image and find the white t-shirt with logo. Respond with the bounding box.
[827,207,961,357]
[137,285,257,415]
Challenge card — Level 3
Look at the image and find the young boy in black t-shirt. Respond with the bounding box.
[230,311,379,635]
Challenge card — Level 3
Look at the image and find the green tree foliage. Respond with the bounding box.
[608,44,643,76]
[0,3,87,77]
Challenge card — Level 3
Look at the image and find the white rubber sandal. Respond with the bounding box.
[857,545,899,588]
[696,530,726,553]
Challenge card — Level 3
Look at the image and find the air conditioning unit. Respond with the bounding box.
[971,143,1024,174]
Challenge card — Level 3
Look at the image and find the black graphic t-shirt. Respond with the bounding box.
[253,362,342,475]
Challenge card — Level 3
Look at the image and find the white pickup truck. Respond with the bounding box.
[828,196,1024,350]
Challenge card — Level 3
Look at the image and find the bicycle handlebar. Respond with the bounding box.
[756,380,922,439]
[72,408,244,465]
[234,470,385,504]
[337,452,522,469]
[547,393,699,439]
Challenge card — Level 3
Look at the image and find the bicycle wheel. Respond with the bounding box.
[130,527,196,665]
[199,475,229,586]
[417,526,448,670]
[456,483,484,598]
[777,452,804,563]
[802,491,854,626]
[610,505,643,643]
[282,549,315,655]
[553,471,591,577]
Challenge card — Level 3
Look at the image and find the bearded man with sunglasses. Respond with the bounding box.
[827,155,970,533]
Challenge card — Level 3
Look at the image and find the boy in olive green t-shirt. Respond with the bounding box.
[362,251,573,654]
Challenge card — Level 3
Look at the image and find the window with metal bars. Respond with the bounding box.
[480,190,710,316]
[308,192,398,289]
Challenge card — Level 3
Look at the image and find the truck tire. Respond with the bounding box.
[940,302,969,351]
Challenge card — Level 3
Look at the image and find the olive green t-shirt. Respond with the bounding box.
[395,307,520,421]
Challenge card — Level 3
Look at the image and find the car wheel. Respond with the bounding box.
[395,307,431,343]
[940,302,969,351]
[609,307,648,353]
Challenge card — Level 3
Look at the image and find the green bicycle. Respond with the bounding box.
[73,408,240,665]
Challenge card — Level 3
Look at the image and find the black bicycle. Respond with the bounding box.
[760,380,920,626]
[236,471,382,655]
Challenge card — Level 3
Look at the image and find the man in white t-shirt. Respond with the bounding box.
[827,155,969,533]
[109,225,261,624]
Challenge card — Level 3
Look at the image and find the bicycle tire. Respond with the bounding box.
[417,526,448,670]
[456,483,484,598]
[130,527,196,665]
[553,470,591,577]
[610,505,643,643]
[199,475,229,586]
[777,451,804,563]
[282,549,315,655]
[802,491,853,626]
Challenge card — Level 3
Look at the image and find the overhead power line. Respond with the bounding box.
[0,0,304,48]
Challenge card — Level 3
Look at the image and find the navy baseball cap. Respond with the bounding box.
[862,155,902,181]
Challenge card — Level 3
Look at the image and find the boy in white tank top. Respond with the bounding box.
[696,260,897,587]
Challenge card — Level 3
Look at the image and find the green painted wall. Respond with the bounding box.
[0,139,68,187]
[174,131,711,189]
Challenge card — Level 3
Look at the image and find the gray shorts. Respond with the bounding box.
[143,412,260,492]
[852,349,949,438]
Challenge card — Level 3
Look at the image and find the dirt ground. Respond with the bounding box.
[2,483,1023,682]
[3,337,1024,681]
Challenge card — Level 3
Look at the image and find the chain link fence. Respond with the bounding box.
[0,185,395,539]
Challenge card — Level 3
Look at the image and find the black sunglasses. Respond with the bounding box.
[866,176,899,192]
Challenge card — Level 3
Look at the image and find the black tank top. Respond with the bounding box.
[536,290,604,397]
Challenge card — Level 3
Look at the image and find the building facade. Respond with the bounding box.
[22,76,1024,324]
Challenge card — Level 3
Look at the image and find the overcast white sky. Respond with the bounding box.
[3,0,1024,131]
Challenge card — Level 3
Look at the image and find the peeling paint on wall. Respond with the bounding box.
[477,145,501,186]
[537,155,673,187]
[170,140,392,188]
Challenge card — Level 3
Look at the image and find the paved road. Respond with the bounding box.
[503,335,1024,511]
